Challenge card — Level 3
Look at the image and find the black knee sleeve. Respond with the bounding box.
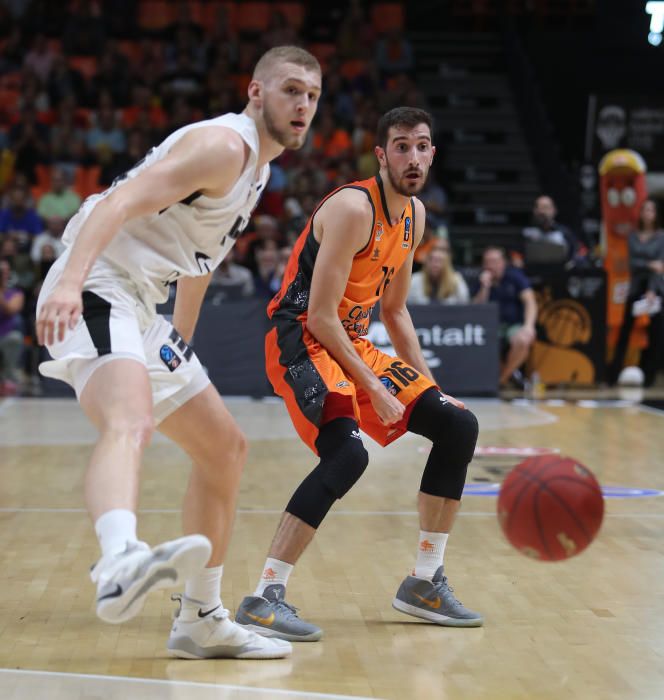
[286,418,369,528]
[407,387,479,500]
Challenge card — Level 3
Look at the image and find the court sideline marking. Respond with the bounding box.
[0,668,383,700]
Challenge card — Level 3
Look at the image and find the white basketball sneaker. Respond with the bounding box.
[167,594,293,659]
[90,535,212,624]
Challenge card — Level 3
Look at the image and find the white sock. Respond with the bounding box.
[254,557,293,597]
[184,565,223,611]
[94,509,138,558]
[414,530,448,579]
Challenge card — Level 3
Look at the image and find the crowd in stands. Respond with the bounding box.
[0,0,430,393]
[0,1,660,393]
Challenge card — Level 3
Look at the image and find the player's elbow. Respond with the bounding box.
[97,192,131,227]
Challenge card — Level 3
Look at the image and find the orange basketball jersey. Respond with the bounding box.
[268,174,416,337]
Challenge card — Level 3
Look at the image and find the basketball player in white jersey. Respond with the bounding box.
[35,46,321,660]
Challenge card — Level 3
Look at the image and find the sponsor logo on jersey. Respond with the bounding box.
[341,304,374,338]
[375,221,384,241]
[350,430,362,440]
[403,216,411,248]
[371,246,381,261]
[336,380,350,388]
[379,375,401,395]
[160,345,181,372]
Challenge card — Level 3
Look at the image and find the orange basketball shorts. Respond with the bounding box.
[265,323,436,454]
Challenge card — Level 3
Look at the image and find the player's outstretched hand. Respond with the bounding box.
[368,384,405,425]
[36,281,82,346]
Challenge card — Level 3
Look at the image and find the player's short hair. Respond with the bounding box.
[376,107,433,148]
[253,46,321,81]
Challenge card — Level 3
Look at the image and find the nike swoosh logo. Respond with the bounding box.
[98,583,123,601]
[198,605,221,619]
[122,568,177,613]
[245,611,275,626]
[413,592,441,609]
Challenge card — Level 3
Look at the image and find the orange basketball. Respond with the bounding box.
[497,455,604,561]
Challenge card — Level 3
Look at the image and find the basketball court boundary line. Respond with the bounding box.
[1,507,662,518]
[639,404,664,417]
[0,668,382,700]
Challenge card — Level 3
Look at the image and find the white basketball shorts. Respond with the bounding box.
[37,252,210,424]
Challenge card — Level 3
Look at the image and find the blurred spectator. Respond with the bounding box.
[46,55,87,109]
[160,50,204,105]
[49,100,87,180]
[264,11,298,48]
[472,246,537,388]
[607,199,664,387]
[375,30,414,77]
[86,103,126,161]
[0,235,35,292]
[0,184,43,253]
[18,70,50,113]
[311,110,353,165]
[31,215,66,264]
[253,240,282,300]
[520,195,580,267]
[408,241,469,305]
[62,2,106,56]
[24,34,56,83]
[122,83,167,130]
[324,73,355,128]
[90,42,132,107]
[336,0,374,59]
[0,25,24,73]
[419,175,448,234]
[100,128,147,187]
[8,106,49,183]
[0,258,25,395]
[241,215,283,274]
[209,249,254,299]
[37,167,81,221]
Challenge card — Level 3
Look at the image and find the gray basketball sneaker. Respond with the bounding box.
[392,566,483,627]
[90,535,211,624]
[235,584,323,641]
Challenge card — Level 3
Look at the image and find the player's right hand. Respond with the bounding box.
[368,384,405,426]
[36,280,83,346]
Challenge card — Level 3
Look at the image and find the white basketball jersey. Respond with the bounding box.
[63,112,270,304]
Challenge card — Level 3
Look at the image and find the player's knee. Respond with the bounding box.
[453,408,479,447]
[318,437,369,499]
[103,413,155,450]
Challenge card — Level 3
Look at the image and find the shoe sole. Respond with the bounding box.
[235,621,323,642]
[392,598,484,627]
[97,535,211,624]
[167,637,292,659]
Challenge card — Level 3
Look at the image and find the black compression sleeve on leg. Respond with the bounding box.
[285,418,369,528]
[407,387,479,500]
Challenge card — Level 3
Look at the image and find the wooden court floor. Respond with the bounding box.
[1,396,663,700]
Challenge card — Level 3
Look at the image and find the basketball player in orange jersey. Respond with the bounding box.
[34,46,322,659]
[235,107,483,641]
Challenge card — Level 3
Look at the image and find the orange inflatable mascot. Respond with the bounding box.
[598,149,648,352]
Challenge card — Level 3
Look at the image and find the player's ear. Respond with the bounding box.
[431,145,436,165]
[247,79,263,107]
[374,145,386,168]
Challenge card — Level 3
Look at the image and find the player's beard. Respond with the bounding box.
[385,156,427,196]
[263,97,305,150]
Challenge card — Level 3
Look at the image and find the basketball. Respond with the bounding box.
[497,455,604,561]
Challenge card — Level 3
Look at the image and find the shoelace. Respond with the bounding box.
[432,576,464,606]
[272,599,300,620]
